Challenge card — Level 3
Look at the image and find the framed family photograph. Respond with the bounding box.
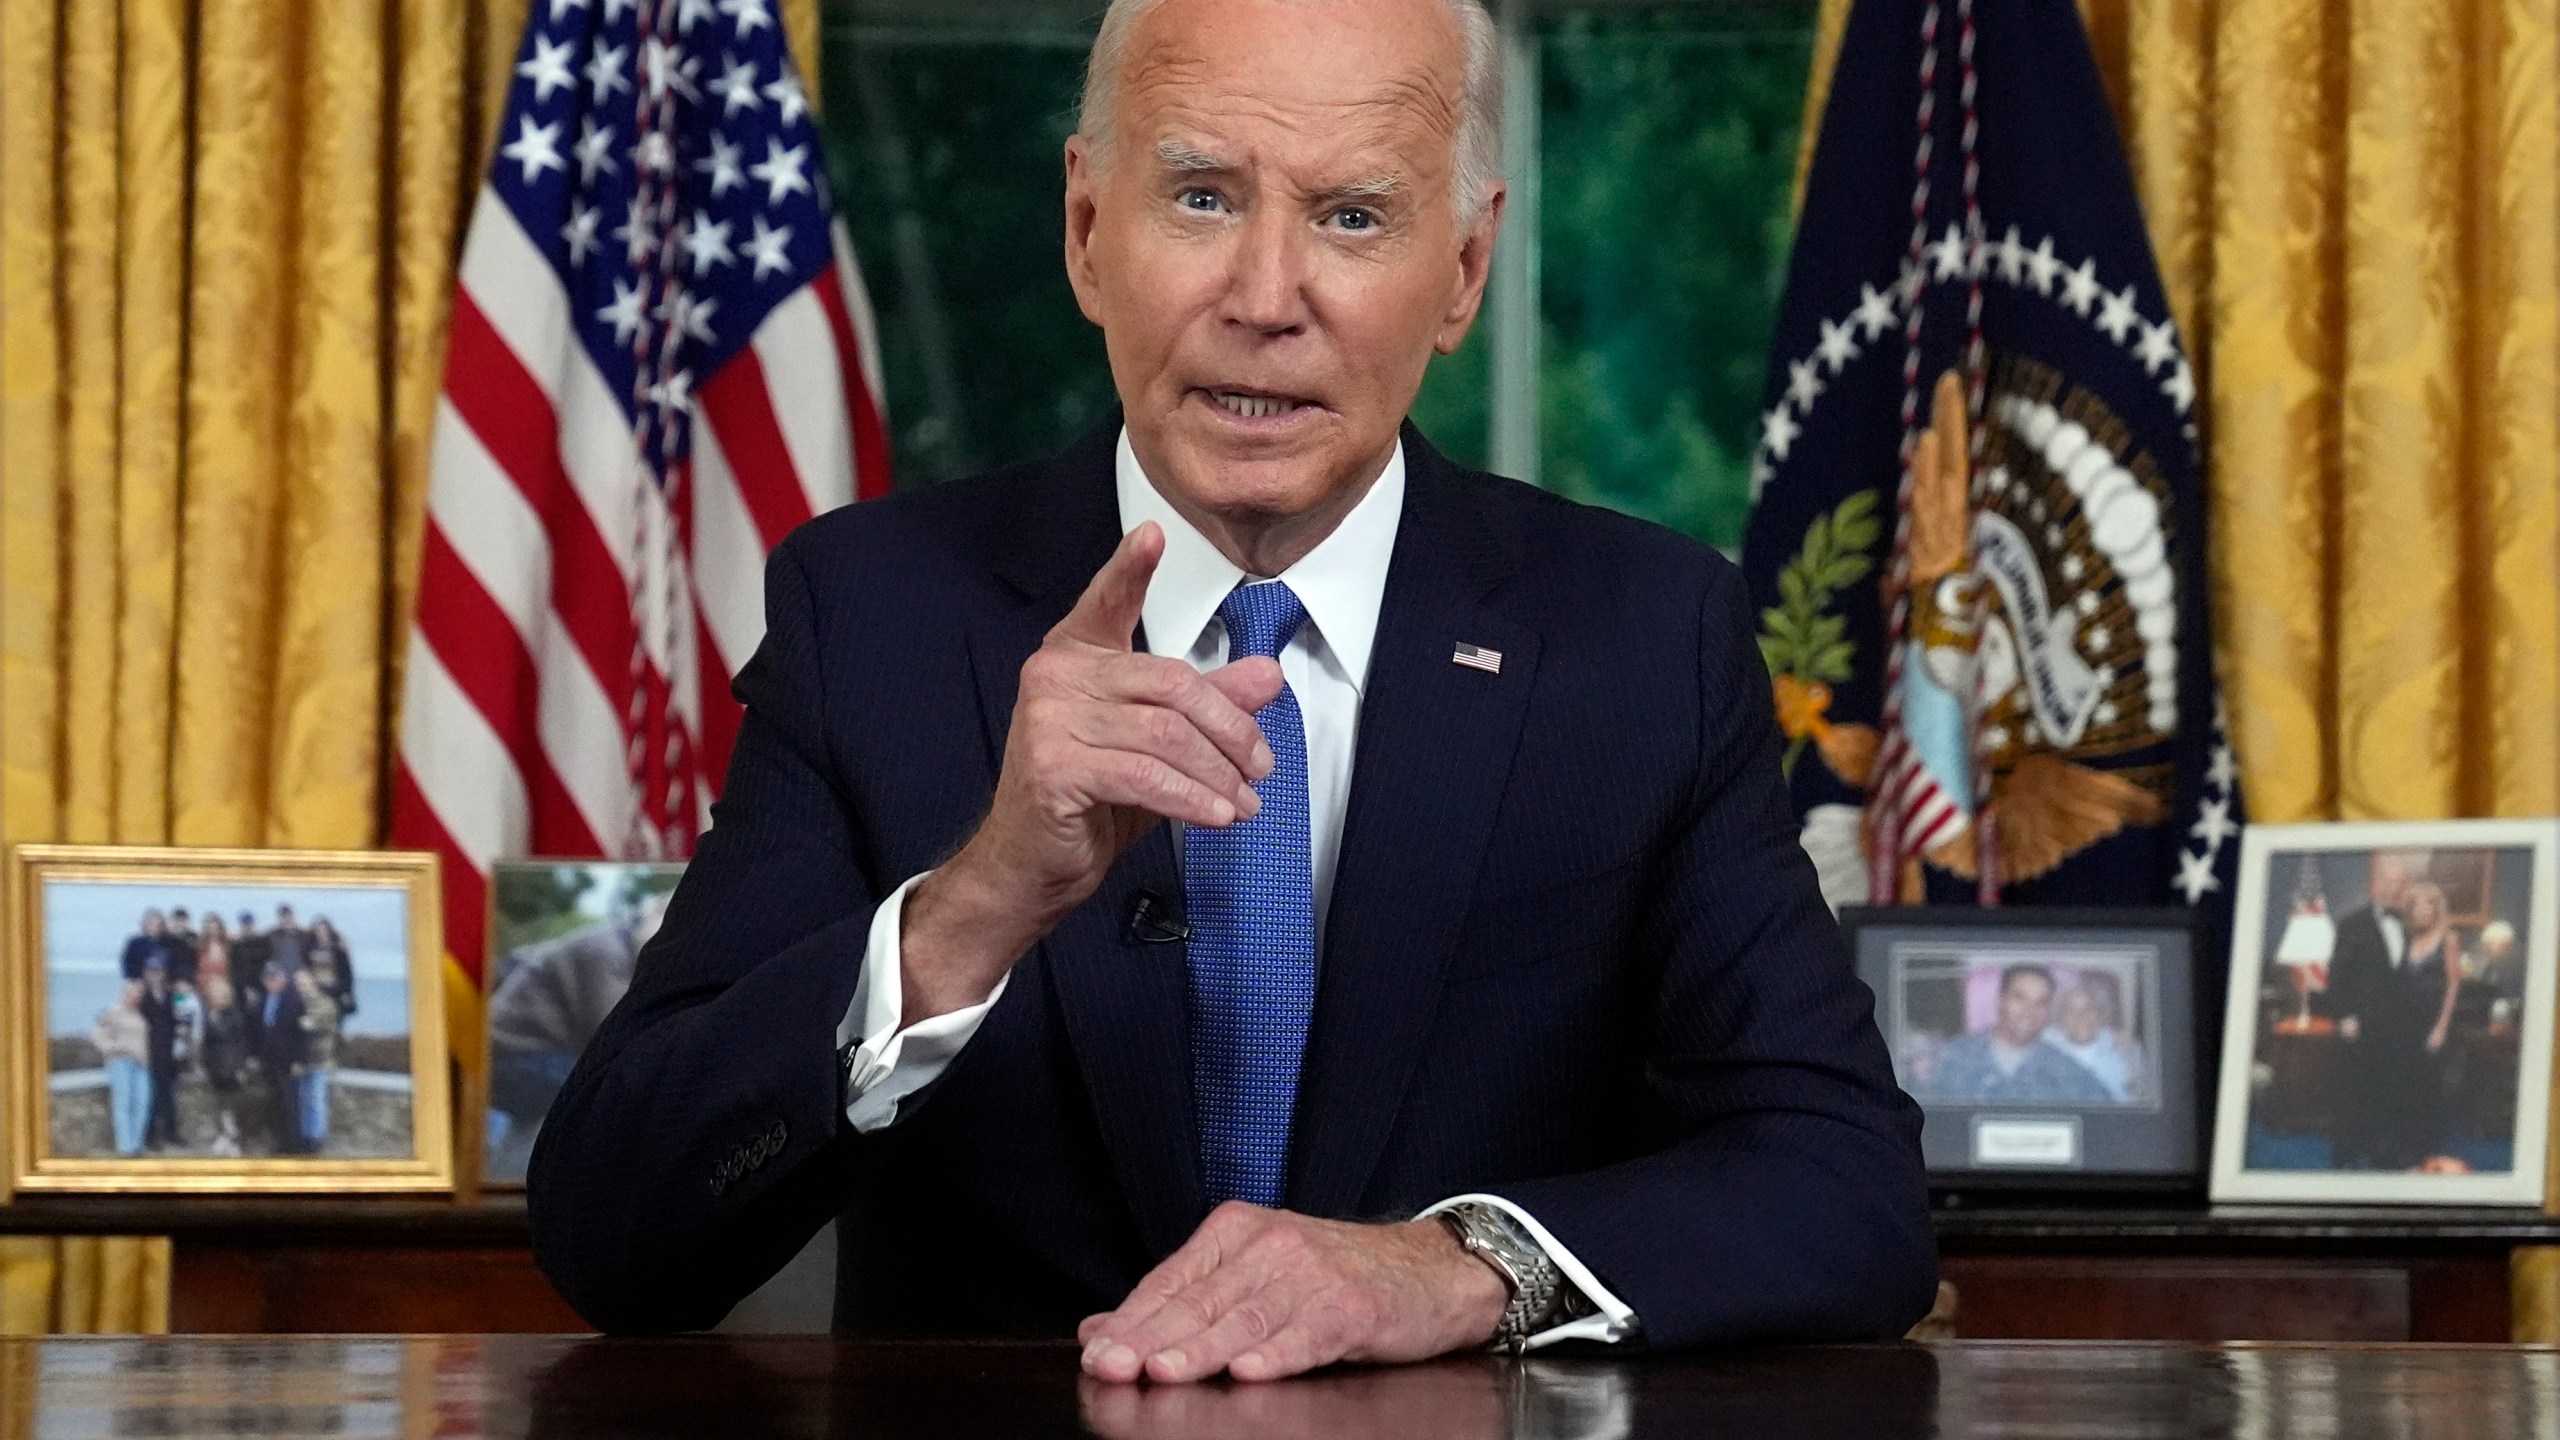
[1843,907,2202,1189]
[2210,819,2559,1206]
[479,859,682,1186]
[4,846,452,1194]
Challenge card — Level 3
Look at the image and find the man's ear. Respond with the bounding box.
[1433,182,1507,356]
[1063,135,1107,326]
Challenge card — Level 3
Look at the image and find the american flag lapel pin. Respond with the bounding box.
[1451,642,1503,674]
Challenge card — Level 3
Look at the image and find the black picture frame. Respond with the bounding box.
[1841,906,2205,1196]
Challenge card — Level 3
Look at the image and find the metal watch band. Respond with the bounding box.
[1439,1202,1567,1354]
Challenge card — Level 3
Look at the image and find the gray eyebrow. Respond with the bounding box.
[1155,140,1226,172]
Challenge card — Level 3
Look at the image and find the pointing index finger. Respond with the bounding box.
[1052,522,1164,652]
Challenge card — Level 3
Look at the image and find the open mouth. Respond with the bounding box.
[1205,390,1313,421]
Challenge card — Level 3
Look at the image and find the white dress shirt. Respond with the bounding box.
[833,431,1636,1349]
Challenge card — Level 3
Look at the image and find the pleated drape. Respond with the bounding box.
[1802,0,2560,826]
[1,0,532,856]
[0,0,825,1334]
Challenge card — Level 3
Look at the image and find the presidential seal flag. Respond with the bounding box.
[1741,0,2239,917]
[393,0,889,1040]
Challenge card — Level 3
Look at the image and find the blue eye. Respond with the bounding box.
[1334,208,1375,231]
[1179,187,1222,212]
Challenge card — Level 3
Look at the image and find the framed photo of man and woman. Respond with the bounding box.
[4,847,452,1194]
[2211,820,2559,1205]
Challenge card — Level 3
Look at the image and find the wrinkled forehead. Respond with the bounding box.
[1116,0,1466,163]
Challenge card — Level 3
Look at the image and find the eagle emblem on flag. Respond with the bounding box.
[1743,0,2241,917]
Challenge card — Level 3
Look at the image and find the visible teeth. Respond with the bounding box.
[1214,392,1292,420]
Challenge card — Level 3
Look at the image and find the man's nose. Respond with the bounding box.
[1222,208,1311,334]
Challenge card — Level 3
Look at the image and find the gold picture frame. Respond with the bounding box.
[5,845,454,1195]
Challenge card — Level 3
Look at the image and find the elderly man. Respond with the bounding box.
[528,0,1932,1374]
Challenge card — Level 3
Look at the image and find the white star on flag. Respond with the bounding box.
[642,37,703,102]
[696,133,746,196]
[722,0,775,33]
[518,34,579,102]
[646,368,695,412]
[1995,226,2027,284]
[2095,285,2141,342]
[574,119,618,183]
[501,116,566,183]
[1853,282,1899,339]
[584,42,631,99]
[762,69,809,126]
[1761,404,1802,462]
[676,0,718,32]
[635,130,676,174]
[1785,357,1825,410]
[2134,319,2178,375]
[547,0,589,19]
[709,56,762,115]
[750,138,812,205]
[656,287,719,343]
[2164,361,2197,413]
[2188,795,2238,851]
[746,216,795,279]
[602,0,638,22]
[2060,259,2101,316]
[1815,317,1860,373]
[1928,222,1969,281]
[683,211,736,273]
[2173,848,2221,903]
[598,278,646,343]
[2024,237,2061,294]
[562,203,603,266]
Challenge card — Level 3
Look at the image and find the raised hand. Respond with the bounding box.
[899,523,1284,1025]
[1078,1202,1510,1385]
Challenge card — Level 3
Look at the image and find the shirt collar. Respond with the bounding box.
[1114,428,1403,690]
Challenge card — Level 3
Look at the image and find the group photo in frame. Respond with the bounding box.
[2210,819,2559,1206]
[4,846,453,1194]
[1841,907,2202,1189]
[480,858,684,1186]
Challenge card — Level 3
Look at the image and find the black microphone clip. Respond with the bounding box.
[1124,889,1192,945]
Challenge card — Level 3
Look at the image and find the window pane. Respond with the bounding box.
[1535,2,1815,549]
[820,4,1110,484]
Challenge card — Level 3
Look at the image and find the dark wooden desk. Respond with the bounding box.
[8,1197,2560,1339]
[5,1335,2558,1438]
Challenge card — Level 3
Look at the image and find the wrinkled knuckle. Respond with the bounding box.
[1233,1300,1281,1341]
[1330,1288,1382,1332]
[1171,1292,1222,1329]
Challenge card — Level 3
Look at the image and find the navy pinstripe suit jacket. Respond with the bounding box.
[526,421,1937,1347]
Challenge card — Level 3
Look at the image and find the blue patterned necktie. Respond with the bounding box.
[1186,580,1317,1208]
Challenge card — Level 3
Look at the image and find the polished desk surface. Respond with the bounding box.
[5,1336,2558,1439]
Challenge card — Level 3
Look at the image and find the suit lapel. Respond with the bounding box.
[1286,436,1540,1218]
[963,419,1208,1257]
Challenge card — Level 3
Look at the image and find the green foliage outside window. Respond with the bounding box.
[819,1,1813,552]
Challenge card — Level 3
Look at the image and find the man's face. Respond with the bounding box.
[2370,855,2414,910]
[2058,988,2103,1046]
[1064,0,1502,539]
[1995,973,2053,1048]
[143,913,164,937]
[264,971,285,995]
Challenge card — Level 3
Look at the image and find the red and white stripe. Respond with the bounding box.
[393,192,888,990]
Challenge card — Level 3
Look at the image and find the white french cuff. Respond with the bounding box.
[1418,1193,1641,1349]
[836,871,1009,1133]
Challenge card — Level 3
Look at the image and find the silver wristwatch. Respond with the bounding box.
[1438,1201,1569,1354]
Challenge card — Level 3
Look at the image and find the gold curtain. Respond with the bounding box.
[0,1237,169,1335]
[1802,0,2560,826]
[0,0,824,1334]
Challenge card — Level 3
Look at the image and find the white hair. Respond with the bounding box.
[1076,0,1503,228]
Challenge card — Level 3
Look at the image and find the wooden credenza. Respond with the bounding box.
[5,1195,2557,1341]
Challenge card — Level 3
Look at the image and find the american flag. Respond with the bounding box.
[393,0,888,1008]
